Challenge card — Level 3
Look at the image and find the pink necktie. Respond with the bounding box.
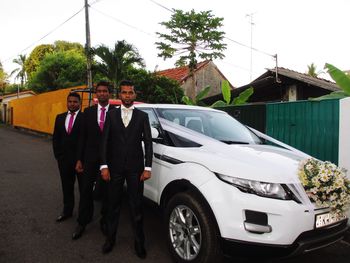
[99,107,106,131]
[67,112,75,134]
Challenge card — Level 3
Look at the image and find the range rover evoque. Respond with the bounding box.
[135,104,349,263]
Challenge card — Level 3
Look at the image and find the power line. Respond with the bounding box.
[148,0,174,13]
[3,7,85,63]
[90,6,156,38]
[224,37,274,58]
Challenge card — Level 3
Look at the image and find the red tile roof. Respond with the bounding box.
[156,60,211,83]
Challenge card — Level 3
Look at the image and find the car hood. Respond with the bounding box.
[168,144,307,184]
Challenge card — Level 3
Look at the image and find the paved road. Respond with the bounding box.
[0,124,350,263]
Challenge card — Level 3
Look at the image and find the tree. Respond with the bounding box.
[0,61,9,95]
[3,84,24,95]
[127,68,184,103]
[25,44,54,78]
[25,41,84,80]
[306,63,324,77]
[92,40,145,90]
[11,54,27,88]
[156,9,226,100]
[28,50,86,93]
[54,40,84,54]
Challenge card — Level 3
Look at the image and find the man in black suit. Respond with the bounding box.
[72,81,113,240]
[53,92,83,222]
[100,80,153,258]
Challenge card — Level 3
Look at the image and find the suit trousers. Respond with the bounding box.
[106,170,145,244]
[57,159,82,215]
[77,161,107,226]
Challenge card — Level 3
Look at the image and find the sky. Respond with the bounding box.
[1,0,349,87]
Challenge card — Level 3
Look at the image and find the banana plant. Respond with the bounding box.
[182,85,211,106]
[310,63,350,100]
[211,80,253,107]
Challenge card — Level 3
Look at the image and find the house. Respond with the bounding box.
[156,60,234,99]
[203,67,340,104]
[0,90,35,123]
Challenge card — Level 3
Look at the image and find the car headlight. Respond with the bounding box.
[216,173,292,200]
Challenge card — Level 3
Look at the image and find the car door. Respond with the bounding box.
[139,107,166,202]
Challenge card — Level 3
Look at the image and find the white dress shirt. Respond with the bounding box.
[64,110,80,132]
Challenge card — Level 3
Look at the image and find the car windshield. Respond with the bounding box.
[156,108,261,145]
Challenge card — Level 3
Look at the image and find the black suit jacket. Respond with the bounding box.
[100,107,153,174]
[53,111,83,162]
[77,105,114,164]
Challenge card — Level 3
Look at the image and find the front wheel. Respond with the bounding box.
[164,192,221,263]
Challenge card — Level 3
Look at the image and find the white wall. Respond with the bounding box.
[339,97,350,222]
[339,97,350,174]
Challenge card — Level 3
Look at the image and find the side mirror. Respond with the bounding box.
[151,127,159,139]
[151,127,163,143]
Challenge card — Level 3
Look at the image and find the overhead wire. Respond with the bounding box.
[3,7,85,63]
[90,6,155,38]
[2,0,105,64]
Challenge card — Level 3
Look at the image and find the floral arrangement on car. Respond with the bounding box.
[298,158,350,214]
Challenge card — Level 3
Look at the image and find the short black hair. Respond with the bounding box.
[119,80,135,92]
[119,80,134,87]
[67,92,81,101]
[95,81,112,93]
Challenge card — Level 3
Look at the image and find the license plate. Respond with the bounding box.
[315,212,346,228]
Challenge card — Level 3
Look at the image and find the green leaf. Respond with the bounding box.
[232,87,254,105]
[221,80,231,104]
[309,91,348,101]
[182,95,195,105]
[325,63,350,95]
[196,86,211,101]
[210,100,227,108]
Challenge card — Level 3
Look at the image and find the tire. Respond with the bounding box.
[164,191,221,263]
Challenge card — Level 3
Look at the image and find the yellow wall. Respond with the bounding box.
[9,86,90,135]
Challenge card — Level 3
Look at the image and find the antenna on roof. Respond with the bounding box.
[273,54,281,83]
[246,13,255,82]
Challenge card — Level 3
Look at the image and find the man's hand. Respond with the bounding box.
[75,160,84,173]
[101,168,111,181]
[140,170,151,181]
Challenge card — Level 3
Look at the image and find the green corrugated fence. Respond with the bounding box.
[266,100,339,164]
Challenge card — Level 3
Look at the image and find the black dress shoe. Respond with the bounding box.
[72,225,85,240]
[102,238,115,254]
[135,241,147,259]
[56,214,72,222]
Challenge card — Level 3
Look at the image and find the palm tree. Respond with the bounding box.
[307,63,324,78]
[11,54,27,88]
[92,40,145,89]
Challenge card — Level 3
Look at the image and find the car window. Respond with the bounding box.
[138,108,159,129]
[156,108,261,145]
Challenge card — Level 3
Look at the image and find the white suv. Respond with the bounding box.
[136,104,348,263]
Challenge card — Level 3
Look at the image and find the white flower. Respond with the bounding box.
[298,158,350,213]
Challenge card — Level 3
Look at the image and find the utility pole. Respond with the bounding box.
[274,54,280,83]
[85,0,93,105]
[246,13,255,82]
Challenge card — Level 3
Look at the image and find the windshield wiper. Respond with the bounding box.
[219,140,250,145]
